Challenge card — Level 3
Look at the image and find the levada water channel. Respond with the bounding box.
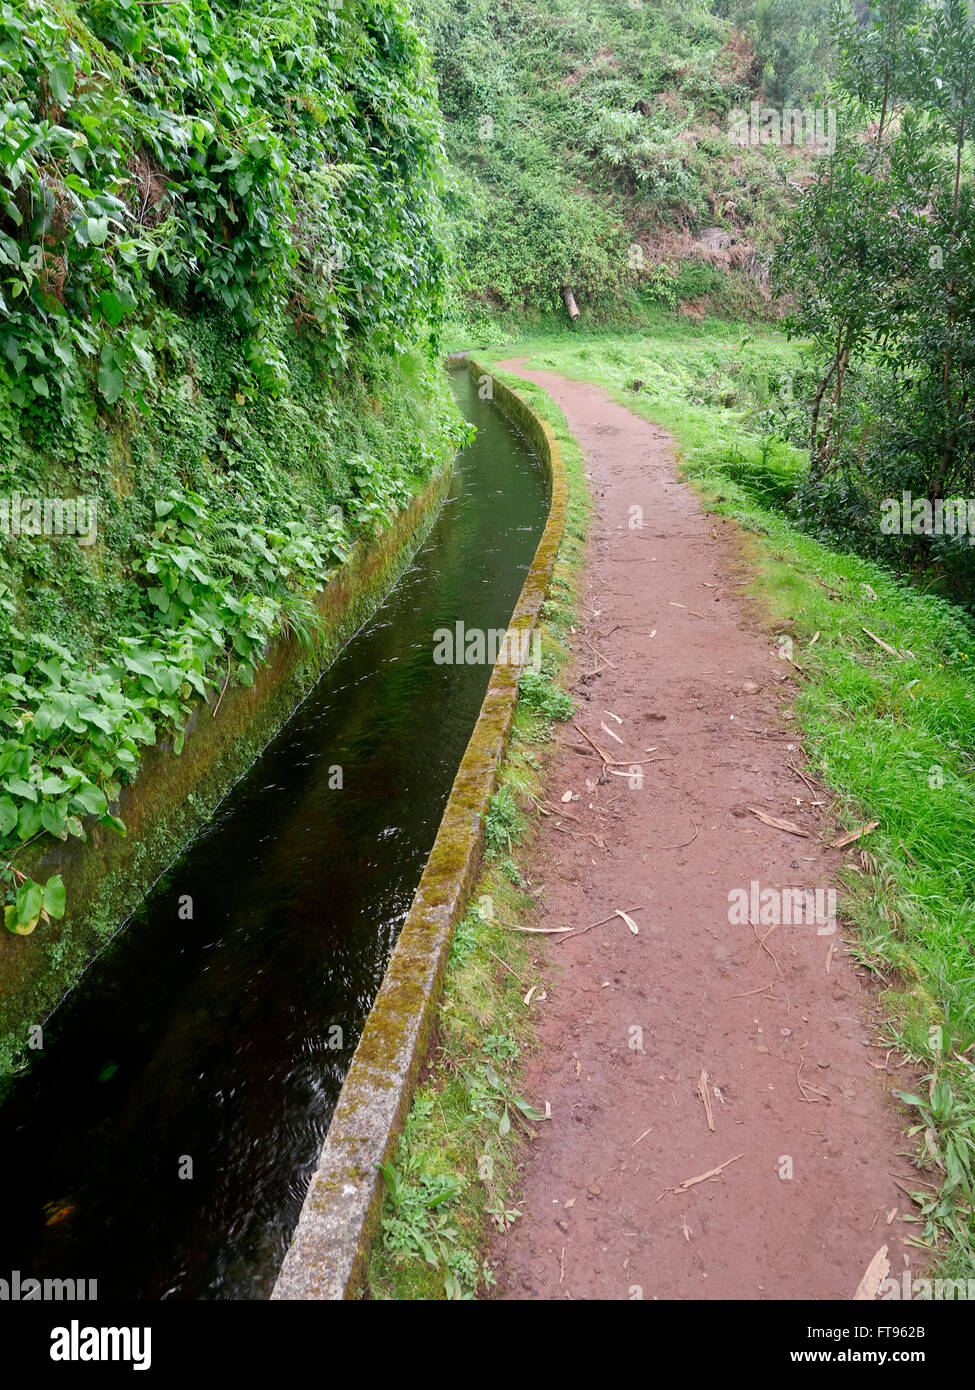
[0,367,548,1299]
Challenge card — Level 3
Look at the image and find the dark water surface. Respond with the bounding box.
[0,369,547,1299]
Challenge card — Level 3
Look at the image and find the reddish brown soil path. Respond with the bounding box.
[490,360,921,1302]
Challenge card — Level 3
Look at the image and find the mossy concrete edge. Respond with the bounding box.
[0,461,454,1071]
[272,358,568,1301]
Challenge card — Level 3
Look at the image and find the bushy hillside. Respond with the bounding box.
[422,0,834,330]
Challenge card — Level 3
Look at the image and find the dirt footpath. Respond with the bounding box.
[491,360,921,1302]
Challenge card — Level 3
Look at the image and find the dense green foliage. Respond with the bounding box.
[716,0,835,106]
[0,0,458,933]
[0,0,446,403]
[421,0,835,329]
[4,0,974,1285]
[774,0,975,598]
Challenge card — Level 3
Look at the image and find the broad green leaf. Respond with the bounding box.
[97,357,125,404]
[42,874,66,920]
[40,802,67,838]
[17,802,42,840]
[49,58,75,106]
[73,783,108,816]
[15,878,43,925]
[4,776,36,801]
[86,216,109,245]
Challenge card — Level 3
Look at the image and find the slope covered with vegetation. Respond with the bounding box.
[421,0,834,333]
[0,0,461,935]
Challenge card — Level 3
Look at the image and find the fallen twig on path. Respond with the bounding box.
[788,760,819,800]
[752,920,783,977]
[500,920,573,934]
[728,982,776,999]
[557,903,649,944]
[659,824,699,851]
[797,1056,830,1103]
[657,1153,744,1200]
[572,721,644,766]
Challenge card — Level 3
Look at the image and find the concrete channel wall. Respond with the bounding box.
[273,356,568,1300]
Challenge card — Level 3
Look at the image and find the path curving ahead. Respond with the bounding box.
[491,360,921,1302]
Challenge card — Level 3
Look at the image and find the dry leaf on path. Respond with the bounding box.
[748,807,808,837]
[697,1069,715,1131]
[830,820,879,849]
[852,1245,890,1300]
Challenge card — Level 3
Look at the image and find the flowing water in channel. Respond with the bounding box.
[0,369,547,1299]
